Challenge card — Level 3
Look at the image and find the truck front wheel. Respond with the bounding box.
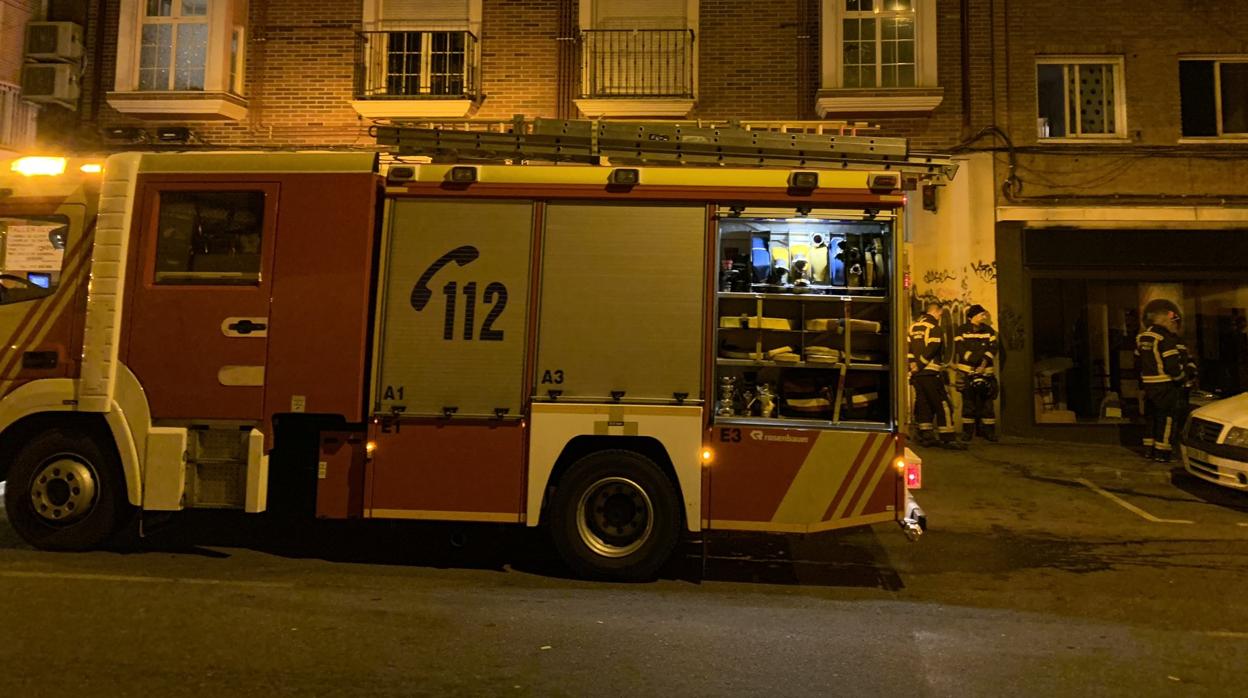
[549,449,680,581]
[4,427,133,551]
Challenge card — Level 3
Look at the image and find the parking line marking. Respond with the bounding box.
[1076,478,1195,524]
[1205,631,1248,639]
[0,570,293,588]
[1238,523,1248,528]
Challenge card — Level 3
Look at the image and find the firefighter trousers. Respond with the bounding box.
[912,372,955,443]
[1144,383,1183,454]
[959,375,998,440]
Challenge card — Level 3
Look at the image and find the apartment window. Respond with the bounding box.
[817,1,939,115]
[110,0,249,119]
[139,0,209,91]
[574,0,698,116]
[841,0,915,88]
[365,30,469,98]
[1180,59,1248,137]
[353,0,482,115]
[1036,58,1126,139]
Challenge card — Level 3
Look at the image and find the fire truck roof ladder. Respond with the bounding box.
[373,118,958,182]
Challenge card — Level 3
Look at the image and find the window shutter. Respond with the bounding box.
[381,0,470,25]
[591,0,686,29]
[1179,61,1217,137]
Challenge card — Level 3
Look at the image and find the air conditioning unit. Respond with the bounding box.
[25,22,84,62]
[22,63,80,108]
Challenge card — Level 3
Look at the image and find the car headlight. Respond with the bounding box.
[1225,426,1248,448]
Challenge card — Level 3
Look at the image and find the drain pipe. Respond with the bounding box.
[960,0,972,138]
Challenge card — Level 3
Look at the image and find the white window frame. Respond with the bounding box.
[1178,56,1248,141]
[229,25,246,96]
[1035,56,1128,142]
[110,0,248,119]
[818,0,939,116]
[137,0,211,91]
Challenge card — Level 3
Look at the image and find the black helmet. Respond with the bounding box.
[1143,298,1181,324]
[968,374,995,399]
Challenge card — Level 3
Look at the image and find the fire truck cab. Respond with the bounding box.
[0,127,940,580]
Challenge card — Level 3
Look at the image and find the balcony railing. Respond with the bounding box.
[0,82,39,151]
[354,30,479,100]
[580,29,695,99]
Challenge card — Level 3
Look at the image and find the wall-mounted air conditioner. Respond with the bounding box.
[25,22,84,63]
[22,63,80,108]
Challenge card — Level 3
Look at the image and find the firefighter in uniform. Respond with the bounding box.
[1135,306,1184,462]
[909,302,966,450]
[954,304,999,442]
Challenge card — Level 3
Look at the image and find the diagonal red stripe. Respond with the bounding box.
[0,230,94,380]
[822,433,878,521]
[843,436,897,519]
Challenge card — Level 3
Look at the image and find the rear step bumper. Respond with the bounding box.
[900,490,927,541]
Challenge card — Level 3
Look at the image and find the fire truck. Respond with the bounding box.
[0,120,952,580]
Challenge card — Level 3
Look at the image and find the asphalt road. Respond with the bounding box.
[2,439,1247,697]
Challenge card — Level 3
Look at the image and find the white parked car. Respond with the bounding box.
[1180,392,1248,491]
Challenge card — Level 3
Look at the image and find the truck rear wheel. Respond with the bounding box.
[4,427,133,551]
[549,449,680,581]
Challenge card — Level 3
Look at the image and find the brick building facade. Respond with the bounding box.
[9,0,1248,441]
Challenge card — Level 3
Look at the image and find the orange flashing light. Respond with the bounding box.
[366,440,377,459]
[701,448,714,464]
[80,163,103,174]
[10,156,67,177]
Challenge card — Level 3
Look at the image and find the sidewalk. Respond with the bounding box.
[911,436,1175,485]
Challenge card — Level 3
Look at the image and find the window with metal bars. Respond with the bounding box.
[358,30,476,99]
[1036,58,1126,139]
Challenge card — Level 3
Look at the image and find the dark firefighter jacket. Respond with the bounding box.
[908,313,943,374]
[1136,324,1183,385]
[954,322,997,375]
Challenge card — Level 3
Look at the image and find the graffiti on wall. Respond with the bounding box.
[910,260,1002,361]
[923,269,958,284]
[969,260,997,283]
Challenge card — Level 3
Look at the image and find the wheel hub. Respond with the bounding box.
[576,476,654,558]
[29,457,97,525]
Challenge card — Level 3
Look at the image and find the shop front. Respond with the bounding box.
[996,222,1248,443]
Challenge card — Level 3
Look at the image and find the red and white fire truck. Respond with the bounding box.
[0,121,951,579]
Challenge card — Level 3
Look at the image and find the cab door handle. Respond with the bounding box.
[221,317,269,337]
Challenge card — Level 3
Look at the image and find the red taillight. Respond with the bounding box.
[905,461,922,489]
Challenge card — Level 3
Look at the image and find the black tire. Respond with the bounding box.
[549,449,680,582]
[4,427,133,551]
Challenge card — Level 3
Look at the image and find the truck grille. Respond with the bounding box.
[1187,417,1224,445]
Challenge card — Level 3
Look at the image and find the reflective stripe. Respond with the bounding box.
[1142,438,1154,447]
[1142,375,1175,384]
[1162,417,1173,446]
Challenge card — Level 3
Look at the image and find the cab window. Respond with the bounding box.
[153,191,265,285]
[0,215,70,304]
